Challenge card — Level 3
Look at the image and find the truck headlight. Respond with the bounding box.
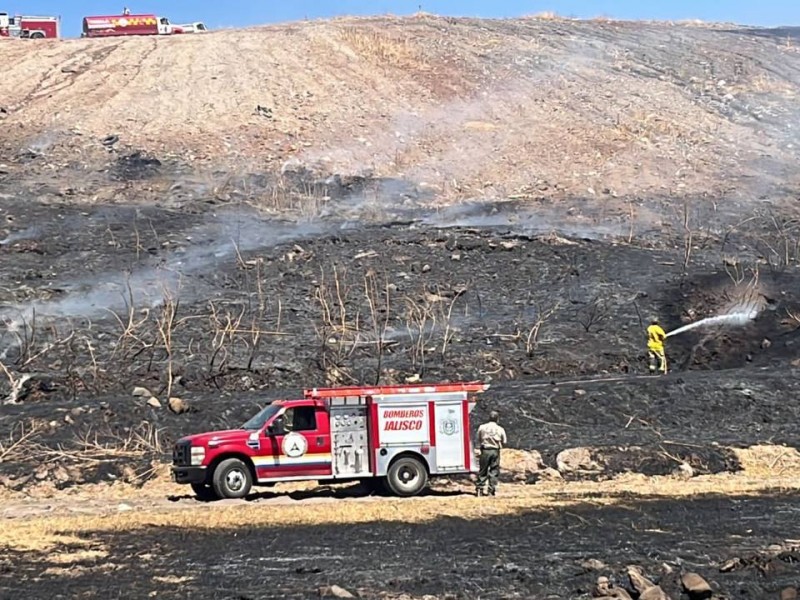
[190,446,206,466]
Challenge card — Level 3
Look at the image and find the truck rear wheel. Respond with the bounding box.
[212,458,253,499]
[386,457,428,497]
[30,32,45,39]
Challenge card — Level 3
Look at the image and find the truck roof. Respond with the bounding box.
[84,14,158,20]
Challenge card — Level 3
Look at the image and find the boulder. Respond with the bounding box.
[556,447,603,474]
[639,586,670,600]
[627,565,657,595]
[503,449,546,482]
[132,386,152,398]
[146,396,162,409]
[681,572,712,599]
[592,576,633,599]
[532,467,564,483]
[780,587,798,600]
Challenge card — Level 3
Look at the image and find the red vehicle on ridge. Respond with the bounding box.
[0,12,60,38]
[82,13,207,37]
[171,382,489,500]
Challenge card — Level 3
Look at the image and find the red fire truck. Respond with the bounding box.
[172,382,489,499]
[0,12,60,38]
[82,13,207,37]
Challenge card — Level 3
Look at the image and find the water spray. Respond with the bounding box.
[666,298,763,339]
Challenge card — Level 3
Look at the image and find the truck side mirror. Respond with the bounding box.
[267,416,285,436]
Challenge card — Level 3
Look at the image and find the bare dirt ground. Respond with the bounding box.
[1,13,800,600]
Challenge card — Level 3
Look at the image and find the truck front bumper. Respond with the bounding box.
[171,465,207,485]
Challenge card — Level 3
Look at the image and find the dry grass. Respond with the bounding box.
[338,27,425,69]
[2,444,800,554]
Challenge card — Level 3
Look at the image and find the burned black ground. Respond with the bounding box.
[2,492,798,599]
[1,193,799,488]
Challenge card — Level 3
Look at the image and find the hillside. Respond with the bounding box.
[2,15,800,205]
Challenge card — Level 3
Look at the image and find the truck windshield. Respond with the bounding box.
[242,404,281,430]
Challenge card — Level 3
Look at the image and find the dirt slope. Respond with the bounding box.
[2,15,800,201]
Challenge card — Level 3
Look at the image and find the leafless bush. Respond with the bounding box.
[34,422,167,484]
[755,209,800,271]
[364,271,392,384]
[403,295,436,374]
[313,266,361,383]
[0,420,42,463]
[207,301,246,377]
[157,287,180,398]
[576,297,608,333]
[524,300,562,357]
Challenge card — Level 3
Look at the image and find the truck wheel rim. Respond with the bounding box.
[226,469,246,492]
[398,466,418,488]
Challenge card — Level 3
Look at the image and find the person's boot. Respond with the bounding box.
[476,488,485,497]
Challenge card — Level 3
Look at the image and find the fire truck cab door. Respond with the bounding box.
[259,403,332,481]
[158,17,171,34]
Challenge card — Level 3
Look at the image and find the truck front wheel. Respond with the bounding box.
[190,483,218,501]
[386,457,428,497]
[212,458,253,499]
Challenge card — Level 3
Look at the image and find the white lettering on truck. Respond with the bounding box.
[378,404,428,443]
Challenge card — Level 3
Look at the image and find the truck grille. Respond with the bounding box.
[172,441,191,466]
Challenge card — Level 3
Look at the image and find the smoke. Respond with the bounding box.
[0,225,42,246]
[0,208,329,325]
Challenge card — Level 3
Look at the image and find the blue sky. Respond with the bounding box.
[8,1,800,38]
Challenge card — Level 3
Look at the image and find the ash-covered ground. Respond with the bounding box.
[0,172,798,486]
[0,171,799,600]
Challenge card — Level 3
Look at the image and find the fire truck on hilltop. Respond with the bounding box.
[172,382,489,500]
[0,12,60,38]
[82,13,207,37]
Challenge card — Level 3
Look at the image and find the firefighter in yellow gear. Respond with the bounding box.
[647,318,667,374]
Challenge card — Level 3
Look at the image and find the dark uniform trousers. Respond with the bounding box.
[477,447,500,494]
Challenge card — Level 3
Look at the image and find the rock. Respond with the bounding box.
[792,358,800,368]
[506,449,546,481]
[421,264,431,273]
[627,565,656,595]
[718,557,742,572]
[132,386,152,398]
[573,389,587,397]
[534,467,564,482]
[681,572,712,599]
[53,466,70,483]
[672,462,694,480]
[582,558,608,571]
[117,503,133,512]
[761,338,772,349]
[593,576,633,599]
[451,253,461,261]
[319,585,354,598]
[639,586,670,600]
[780,587,798,600]
[168,397,190,415]
[147,396,162,409]
[556,447,603,474]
